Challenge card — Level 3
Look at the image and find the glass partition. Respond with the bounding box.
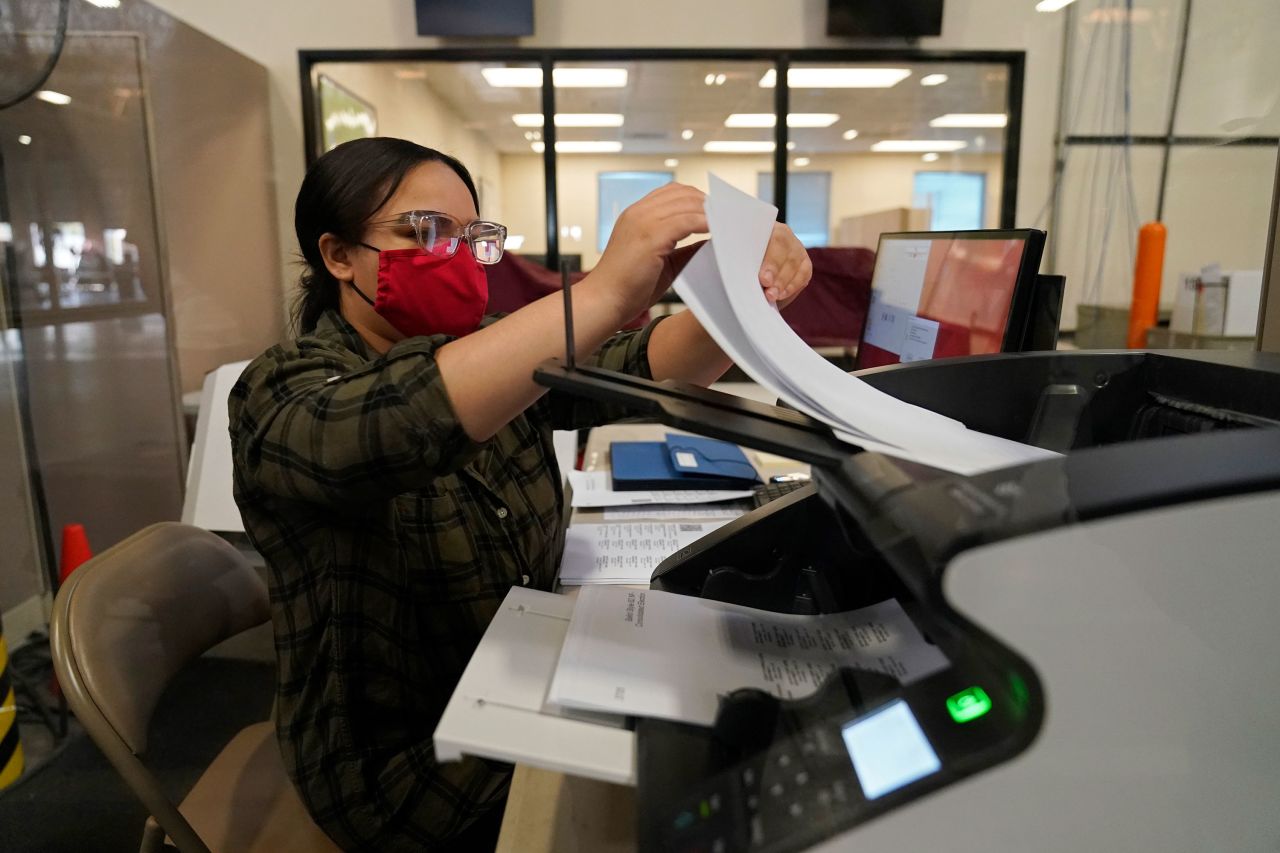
[0,32,186,556]
[549,58,777,271]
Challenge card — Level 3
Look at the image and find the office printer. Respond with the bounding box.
[533,348,1280,853]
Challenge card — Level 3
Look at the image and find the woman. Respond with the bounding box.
[229,137,811,851]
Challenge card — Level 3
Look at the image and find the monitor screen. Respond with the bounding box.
[855,230,1043,371]
[841,699,942,800]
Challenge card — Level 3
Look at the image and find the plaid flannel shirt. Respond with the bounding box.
[229,309,663,850]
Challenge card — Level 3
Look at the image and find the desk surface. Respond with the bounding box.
[494,419,806,853]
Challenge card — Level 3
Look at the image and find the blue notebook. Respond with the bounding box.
[609,435,761,491]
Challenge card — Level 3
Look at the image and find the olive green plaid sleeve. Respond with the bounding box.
[230,334,482,509]
[541,315,670,430]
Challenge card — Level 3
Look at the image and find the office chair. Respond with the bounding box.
[50,522,339,853]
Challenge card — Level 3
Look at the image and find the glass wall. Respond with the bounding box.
[1048,0,1280,347]
[0,31,188,566]
[306,52,1019,273]
[787,60,1013,252]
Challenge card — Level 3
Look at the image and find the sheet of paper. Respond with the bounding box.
[603,504,747,521]
[901,316,941,363]
[558,521,728,585]
[548,586,950,726]
[567,469,753,507]
[670,174,1060,476]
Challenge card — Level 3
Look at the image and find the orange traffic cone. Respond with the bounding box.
[59,523,93,586]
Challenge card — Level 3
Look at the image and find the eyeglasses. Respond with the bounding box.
[369,210,508,264]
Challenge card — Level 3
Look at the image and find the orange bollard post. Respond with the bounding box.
[1127,221,1167,348]
[58,523,93,586]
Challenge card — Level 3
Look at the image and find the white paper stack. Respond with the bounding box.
[566,469,752,508]
[558,520,728,585]
[674,175,1060,476]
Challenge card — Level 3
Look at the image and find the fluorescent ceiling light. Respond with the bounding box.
[786,141,796,150]
[512,113,625,128]
[554,68,628,87]
[481,67,628,88]
[18,135,32,145]
[664,158,679,167]
[554,141,623,153]
[841,129,859,141]
[930,113,1008,128]
[793,157,811,167]
[920,73,948,86]
[1035,0,1078,10]
[681,129,694,140]
[922,152,940,162]
[531,142,545,153]
[759,67,911,88]
[85,0,120,7]
[35,90,71,105]
[703,141,776,153]
[724,113,840,128]
[872,140,968,152]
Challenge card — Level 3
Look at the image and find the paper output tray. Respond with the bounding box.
[534,362,850,468]
[433,587,638,785]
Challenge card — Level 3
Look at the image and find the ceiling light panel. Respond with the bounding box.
[703,141,776,153]
[481,67,629,88]
[759,68,912,88]
[871,140,968,152]
[724,113,840,128]
[512,113,625,128]
[929,113,1008,128]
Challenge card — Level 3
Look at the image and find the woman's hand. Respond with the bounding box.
[590,183,709,318]
[758,222,812,309]
[654,223,814,310]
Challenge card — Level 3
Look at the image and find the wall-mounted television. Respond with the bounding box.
[415,0,534,37]
[827,0,944,38]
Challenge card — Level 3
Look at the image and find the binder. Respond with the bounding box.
[609,435,761,491]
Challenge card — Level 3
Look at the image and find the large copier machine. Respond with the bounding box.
[531,347,1280,853]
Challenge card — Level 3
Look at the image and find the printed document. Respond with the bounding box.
[558,521,728,585]
[547,586,949,726]
[567,469,752,507]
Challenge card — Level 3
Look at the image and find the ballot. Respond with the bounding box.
[547,586,949,726]
[672,175,1060,476]
[567,469,753,508]
[558,521,729,585]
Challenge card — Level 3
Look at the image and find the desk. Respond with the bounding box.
[494,420,807,853]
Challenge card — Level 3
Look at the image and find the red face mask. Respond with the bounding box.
[351,243,489,338]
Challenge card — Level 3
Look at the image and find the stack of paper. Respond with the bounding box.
[547,586,949,726]
[674,175,1060,476]
[567,469,752,508]
[558,520,729,585]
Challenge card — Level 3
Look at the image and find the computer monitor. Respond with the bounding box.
[854,229,1046,371]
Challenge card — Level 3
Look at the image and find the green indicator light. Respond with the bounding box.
[699,800,711,819]
[947,686,992,723]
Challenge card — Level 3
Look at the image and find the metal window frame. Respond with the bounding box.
[298,47,1026,270]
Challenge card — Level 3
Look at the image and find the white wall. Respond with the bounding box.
[313,63,506,224]
[501,151,1003,268]
[144,0,1067,315]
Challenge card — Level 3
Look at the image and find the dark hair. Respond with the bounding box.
[291,137,480,333]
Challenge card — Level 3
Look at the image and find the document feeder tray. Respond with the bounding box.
[532,349,1280,853]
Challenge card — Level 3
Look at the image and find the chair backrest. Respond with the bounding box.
[50,522,270,853]
[485,251,650,329]
[779,246,876,348]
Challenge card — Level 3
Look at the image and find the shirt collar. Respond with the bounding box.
[312,309,374,360]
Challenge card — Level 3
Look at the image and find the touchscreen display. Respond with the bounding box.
[841,699,941,800]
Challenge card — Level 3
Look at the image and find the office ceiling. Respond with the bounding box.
[389,60,1011,157]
